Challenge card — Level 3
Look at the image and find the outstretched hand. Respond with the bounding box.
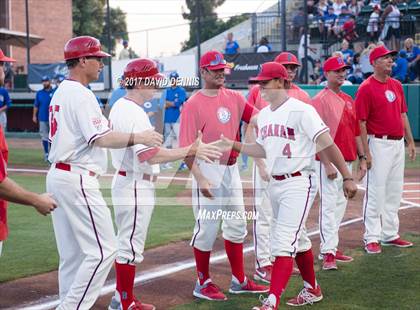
[193,131,223,163]
[210,134,234,153]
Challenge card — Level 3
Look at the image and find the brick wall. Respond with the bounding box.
[9,0,73,72]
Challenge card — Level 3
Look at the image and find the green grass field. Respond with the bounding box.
[0,174,194,282]
[174,233,420,310]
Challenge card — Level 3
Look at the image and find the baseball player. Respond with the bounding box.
[247,52,310,283]
[107,58,221,310]
[215,62,358,309]
[0,50,56,257]
[311,56,367,270]
[355,45,416,254]
[33,75,54,161]
[0,49,13,131]
[179,50,268,301]
[46,36,163,310]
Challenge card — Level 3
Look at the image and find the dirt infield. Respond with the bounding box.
[0,173,418,309]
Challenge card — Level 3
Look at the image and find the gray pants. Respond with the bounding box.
[0,112,7,131]
[39,121,49,141]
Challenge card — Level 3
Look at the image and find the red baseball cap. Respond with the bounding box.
[369,45,397,64]
[200,50,227,70]
[0,49,16,62]
[252,62,288,81]
[274,52,300,66]
[323,56,351,72]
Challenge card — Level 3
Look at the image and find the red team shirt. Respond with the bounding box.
[179,87,256,163]
[312,88,360,161]
[0,126,8,241]
[355,76,408,137]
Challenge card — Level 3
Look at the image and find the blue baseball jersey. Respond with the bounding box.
[225,40,240,54]
[34,88,54,122]
[108,87,127,108]
[0,88,11,110]
[164,86,187,123]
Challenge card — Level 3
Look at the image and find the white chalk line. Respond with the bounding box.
[15,199,420,310]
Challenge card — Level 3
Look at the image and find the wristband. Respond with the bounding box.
[343,177,353,182]
[358,155,367,161]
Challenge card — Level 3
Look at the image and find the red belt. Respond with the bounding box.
[218,158,237,166]
[272,171,302,181]
[118,170,157,182]
[374,135,403,140]
[55,163,97,177]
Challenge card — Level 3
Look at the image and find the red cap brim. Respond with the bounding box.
[0,56,16,62]
[280,61,301,66]
[93,51,111,58]
[253,75,274,81]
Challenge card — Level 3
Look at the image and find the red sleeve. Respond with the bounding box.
[355,84,370,121]
[137,147,160,163]
[0,127,8,163]
[247,85,259,107]
[0,152,6,183]
[352,99,361,136]
[239,92,259,123]
[179,100,198,147]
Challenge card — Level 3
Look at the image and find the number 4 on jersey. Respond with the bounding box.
[282,143,291,159]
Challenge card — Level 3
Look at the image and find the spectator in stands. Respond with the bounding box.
[340,39,355,63]
[317,0,330,16]
[224,32,240,55]
[298,34,317,82]
[343,16,359,42]
[33,75,54,161]
[256,36,272,53]
[292,7,305,41]
[311,59,324,84]
[348,0,363,16]
[333,0,347,16]
[360,43,375,78]
[319,6,338,40]
[380,0,401,51]
[367,5,381,41]
[392,50,409,83]
[368,0,381,7]
[347,53,364,84]
[402,38,420,82]
[333,6,352,38]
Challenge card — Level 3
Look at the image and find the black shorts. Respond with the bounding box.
[385,26,401,40]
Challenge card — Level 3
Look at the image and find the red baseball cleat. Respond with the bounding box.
[252,294,277,310]
[286,285,323,306]
[365,242,382,254]
[254,265,272,284]
[127,298,156,310]
[229,277,269,294]
[193,279,227,301]
[322,253,337,270]
[381,238,413,248]
[335,250,354,262]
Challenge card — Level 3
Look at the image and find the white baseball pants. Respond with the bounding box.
[112,173,155,264]
[363,137,405,244]
[252,163,272,269]
[191,162,247,251]
[47,168,117,310]
[269,173,317,257]
[316,161,353,255]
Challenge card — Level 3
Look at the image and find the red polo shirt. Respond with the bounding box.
[0,126,8,241]
[289,83,311,104]
[312,88,360,161]
[179,87,257,163]
[355,76,407,136]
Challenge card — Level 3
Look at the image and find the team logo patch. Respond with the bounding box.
[385,90,396,103]
[217,107,231,124]
[92,117,103,131]
[144,101,152,109]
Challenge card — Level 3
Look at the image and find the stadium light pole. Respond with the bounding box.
[25,0,30,81]
[303,0,308,84]
[195,1,202,88]
[106,0,113,90]
[281,0,286,51]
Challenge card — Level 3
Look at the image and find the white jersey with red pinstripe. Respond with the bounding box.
[46,79,117,309]
[48,79,111,175]
[256,97,328,175]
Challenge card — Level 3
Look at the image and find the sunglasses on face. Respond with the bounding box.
[284,65,298,72]
[209,58,226,66]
